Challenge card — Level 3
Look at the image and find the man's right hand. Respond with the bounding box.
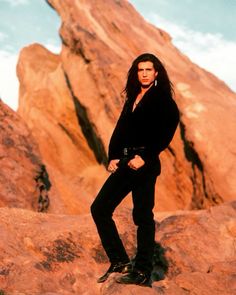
[107,159,120,173]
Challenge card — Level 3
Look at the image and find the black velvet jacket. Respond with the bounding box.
[108,85,179,164]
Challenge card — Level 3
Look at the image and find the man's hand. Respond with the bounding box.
[107,159,120,173]
[128,155,145,170]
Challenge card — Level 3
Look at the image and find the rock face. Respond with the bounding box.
[17,44,108,214]
[0,99,50,211]
[17,0,236,214]
[0,202,235,294]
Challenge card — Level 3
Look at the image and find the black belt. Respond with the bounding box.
[118,147,146,168]
[121,146,146,157]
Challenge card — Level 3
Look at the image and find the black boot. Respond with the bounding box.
[116,269,152,287]
[97,261,132,283]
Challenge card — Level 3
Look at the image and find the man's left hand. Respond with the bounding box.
[128,155,145,170]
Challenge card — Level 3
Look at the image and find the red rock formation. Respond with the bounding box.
[0,202,235,294]
[17,0,236,215]
[17,44,108,214]
[0,99,50,211]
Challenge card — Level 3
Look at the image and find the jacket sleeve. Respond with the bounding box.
[108,122,122,162]
[108,102,129,162]
[156,98,179,152]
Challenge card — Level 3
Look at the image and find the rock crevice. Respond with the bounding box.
[179,120,223,209]
[64,70,108,165]
[35,165,51,212]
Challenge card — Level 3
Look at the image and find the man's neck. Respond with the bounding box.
[140,82,153,95]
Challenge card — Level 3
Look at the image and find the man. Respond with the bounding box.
[91,53,179,287]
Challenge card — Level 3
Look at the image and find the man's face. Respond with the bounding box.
[137,61,158,88]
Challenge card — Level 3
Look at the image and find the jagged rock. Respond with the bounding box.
[17,0,236,214]
[0,202,235,294]
[0,99,50,211]
[17,44,108,214]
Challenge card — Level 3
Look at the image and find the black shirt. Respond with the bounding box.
[108,85,179,164]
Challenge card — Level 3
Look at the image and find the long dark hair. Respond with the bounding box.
[123,53,173,101]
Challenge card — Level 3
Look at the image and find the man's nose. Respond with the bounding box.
[143,70,147,77]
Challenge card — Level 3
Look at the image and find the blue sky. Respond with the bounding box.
[0,0,60,53]
[0,0,60,110]
[0,0,235,110]
[130,0,236,41]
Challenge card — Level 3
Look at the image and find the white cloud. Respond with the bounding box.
[44,42,61,54]
[2,0,29,6]
[0,50,19,111]
[149,13,236,92]
[0,32,8,42]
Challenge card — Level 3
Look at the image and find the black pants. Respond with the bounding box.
[91,160,160,275]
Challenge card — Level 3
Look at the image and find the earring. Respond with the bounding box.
[154,79,157,87]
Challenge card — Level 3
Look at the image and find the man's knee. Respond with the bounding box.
[133,209,154,226]
[91,199,113,222]
[90,200,100,220]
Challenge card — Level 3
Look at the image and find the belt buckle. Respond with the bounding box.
[123,147,128,156]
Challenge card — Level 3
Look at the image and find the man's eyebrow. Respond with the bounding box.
[138,67,153,70]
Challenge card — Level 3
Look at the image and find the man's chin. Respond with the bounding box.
[141,82,154,88]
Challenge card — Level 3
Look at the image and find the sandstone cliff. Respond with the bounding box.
[49,0,236,210]
[0,99,50,212]
[16,0,236,214]
[17,44,108,214]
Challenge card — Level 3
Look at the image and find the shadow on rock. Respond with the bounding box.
[151,242,169,281]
